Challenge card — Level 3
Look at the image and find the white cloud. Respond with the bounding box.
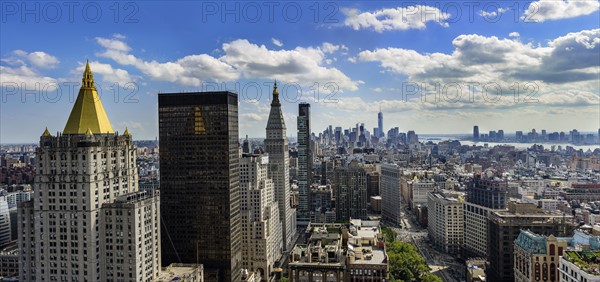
[509,32,520,37]
[357,29,600,110]
[271,38,283,47]
[0,50,60,89]
[220,39,359,91]
[73,61,136,85]
[0,65,58,89]
[4,50,60,69]
[96,36,358,91]
[523,0,600,22]
[479,7,506,18]
[27,52,60,68]
[96,36,239,86]
[240,113,265,121]
[342,5,450,32]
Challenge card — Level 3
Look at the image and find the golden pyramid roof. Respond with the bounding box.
[63,61,114,134]
[42,127,52,137]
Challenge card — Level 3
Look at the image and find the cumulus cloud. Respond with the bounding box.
[0,50,60,89]
[342,5,450,32]
[96,36,359,91]
[73,61,136,85]
[509,32,520,37]
[523,0,600,22]
[479,7,506,18]
[96,36,238,86]
[4,50,60,69]
[240,113,265,121]
[358,29,599,84]
[271,38,283,47]
[357,29,600,110]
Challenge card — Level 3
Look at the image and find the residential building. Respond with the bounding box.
[334,161,368,221]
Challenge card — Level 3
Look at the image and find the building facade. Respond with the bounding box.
[334,161,368,221]
[463,178,508,258]
[513,230,567,282]
[18,63,159,281]
[265,83,296,249]
[100,191,161,281]
[380,163,402,226]
[559,251,600,282]
[239,154,283,278]
[0,195,9,245]
[487,202,577,282]
[297,103,312,226]
[159,91,241,282]
[427,190,464,255]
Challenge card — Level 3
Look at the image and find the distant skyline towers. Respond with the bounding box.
[265,82,296,251]
[297,103,312,226]
[158,91,241,282]
[473,125,480,141]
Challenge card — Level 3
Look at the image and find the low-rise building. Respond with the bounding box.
[347,219,388,281]
[559,251,600,282]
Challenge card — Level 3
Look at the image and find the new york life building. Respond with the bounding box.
[18,63,161,281]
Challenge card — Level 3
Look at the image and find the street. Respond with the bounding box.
[386,204,465,282]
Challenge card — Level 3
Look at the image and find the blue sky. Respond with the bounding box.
[1,0,599,143]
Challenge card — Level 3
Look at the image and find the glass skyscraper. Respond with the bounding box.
[158,92,241,282]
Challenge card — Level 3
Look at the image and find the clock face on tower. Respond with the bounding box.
[271,164,278,172]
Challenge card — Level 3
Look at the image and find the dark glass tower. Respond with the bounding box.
[473,125,479,141]
[158,92,241,282]
[297,103,312,225]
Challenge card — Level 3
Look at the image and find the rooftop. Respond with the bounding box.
[563,251,600,276]
[154,263,203,281]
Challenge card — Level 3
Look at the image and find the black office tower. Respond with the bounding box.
[158,92,241,282]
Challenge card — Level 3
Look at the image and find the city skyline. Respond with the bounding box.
[1,1,599,143]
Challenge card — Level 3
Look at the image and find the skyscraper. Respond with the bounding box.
[473,126,480,141]
[334,160,367,221]
[265,82,296,250]
[19,62,160,282]
[378,109,384,138]
[297,103,312,226]
[381,163,402,226]
[159,91,241,282]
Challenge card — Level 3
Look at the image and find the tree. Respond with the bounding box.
[385,241,432,282]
